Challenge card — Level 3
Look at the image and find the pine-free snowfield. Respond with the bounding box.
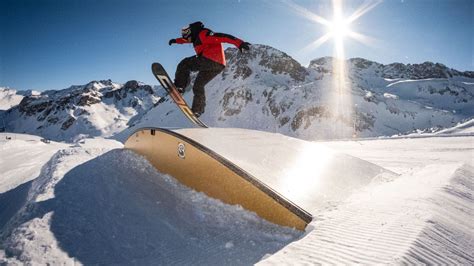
[0,132,472,265]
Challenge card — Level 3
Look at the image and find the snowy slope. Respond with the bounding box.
[1,131,472,264]
[385,78,473,115]
[2,80,162,141]
[436,118,474,135]
[124,45,473,141]
[0,133,68,193]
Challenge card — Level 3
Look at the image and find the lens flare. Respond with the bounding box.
[329,18,350,41]
[284,0,381,138]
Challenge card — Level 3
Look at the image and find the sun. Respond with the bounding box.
[285,0,381,55]
[328,16,350,41]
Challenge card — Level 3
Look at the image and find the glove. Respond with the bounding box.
[239,42,251,52]
[169,39,177,46]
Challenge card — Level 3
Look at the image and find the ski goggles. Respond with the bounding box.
[181,26,191,39]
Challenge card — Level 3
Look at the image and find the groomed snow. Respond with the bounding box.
[0,131,473,264]
[261,164,473,264]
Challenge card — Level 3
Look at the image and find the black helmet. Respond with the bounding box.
[181,26,191,39]
[181,21,204,39]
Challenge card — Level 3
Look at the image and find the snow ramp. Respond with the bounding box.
[125,127,394,230]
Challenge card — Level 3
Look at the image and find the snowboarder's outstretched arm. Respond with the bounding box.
[168,38,190,45]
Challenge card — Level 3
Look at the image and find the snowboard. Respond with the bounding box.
[151,62,208,128]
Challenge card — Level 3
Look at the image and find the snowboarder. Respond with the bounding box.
[168,21,250,117]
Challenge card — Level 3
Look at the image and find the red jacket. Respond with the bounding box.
[175,29,243,66]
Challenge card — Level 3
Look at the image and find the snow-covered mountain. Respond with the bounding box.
[0,87,37,110]
[1,80,161,141]
[127,44,473,140]
[2,44,473,142]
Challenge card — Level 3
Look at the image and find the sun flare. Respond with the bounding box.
[286,0,381,137]
[328,16,350,41]
[286,0,381,56]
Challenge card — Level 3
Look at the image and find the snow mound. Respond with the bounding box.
[1,143,300,264]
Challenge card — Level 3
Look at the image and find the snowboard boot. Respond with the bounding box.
[176,87,185,94]
[191,96,206,117]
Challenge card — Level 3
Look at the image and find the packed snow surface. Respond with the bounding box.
[0,130,473,264]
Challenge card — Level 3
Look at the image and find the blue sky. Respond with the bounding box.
[1,0,472,91]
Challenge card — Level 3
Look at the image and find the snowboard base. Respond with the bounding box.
[151,63,207,128]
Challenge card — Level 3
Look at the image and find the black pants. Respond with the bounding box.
[174,56,224,114]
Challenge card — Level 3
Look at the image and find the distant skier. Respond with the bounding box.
[169,21,250,117]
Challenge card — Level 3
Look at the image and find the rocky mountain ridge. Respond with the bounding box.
[128,44,472,140]
[310,57,474,79]
[1,80,161,141]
